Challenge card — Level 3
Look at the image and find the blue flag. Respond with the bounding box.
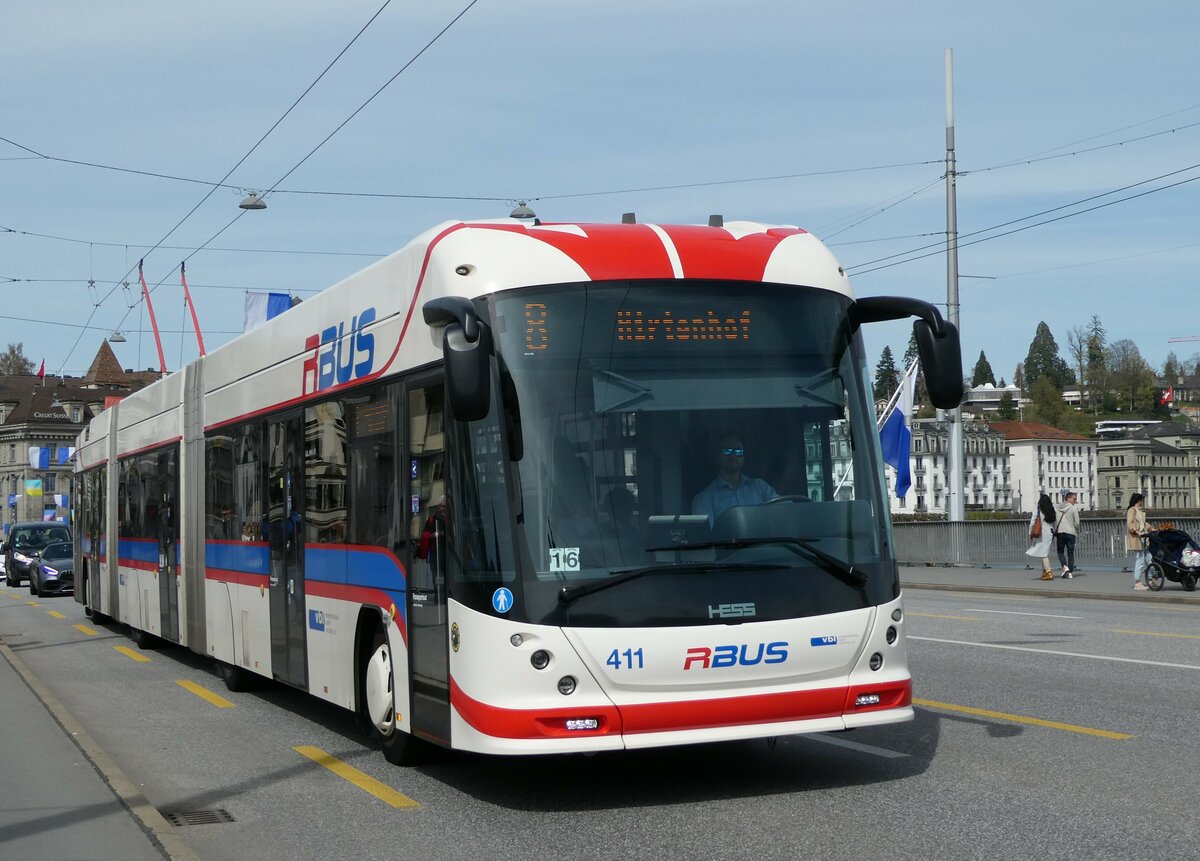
[879,364,917,499]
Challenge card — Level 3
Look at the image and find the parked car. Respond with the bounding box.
[29,540,74,597]
[3,522,72,587]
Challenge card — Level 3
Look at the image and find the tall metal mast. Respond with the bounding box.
[945,48,965,522]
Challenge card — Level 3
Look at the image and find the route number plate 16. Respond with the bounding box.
[549,547,581,572]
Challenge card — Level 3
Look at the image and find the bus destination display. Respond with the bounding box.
[524,302,751,353]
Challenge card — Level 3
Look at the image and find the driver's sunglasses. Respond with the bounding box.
[720,447,745,456]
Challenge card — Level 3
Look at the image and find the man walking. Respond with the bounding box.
[1055,489,1082,579]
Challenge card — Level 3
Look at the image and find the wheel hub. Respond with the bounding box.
[365,642,395,734]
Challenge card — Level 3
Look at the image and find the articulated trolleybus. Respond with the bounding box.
[74,214,961,764]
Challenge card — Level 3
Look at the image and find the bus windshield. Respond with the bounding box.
[469,280,895,628]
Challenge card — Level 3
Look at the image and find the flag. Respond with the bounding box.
[37,359,45,382]
[1161,386,1174,405]
[243,292,293,332]
[25,479,43,498]
[879,363,917,499]
[28,446,50,469]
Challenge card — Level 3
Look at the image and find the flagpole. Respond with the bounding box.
[877,359,920,429]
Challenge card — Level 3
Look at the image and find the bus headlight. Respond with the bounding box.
[530,649,550,670]
[869,652,884,671]
[886,626,898,645]
[557,676,576,696]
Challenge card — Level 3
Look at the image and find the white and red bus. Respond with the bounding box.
[74,214,961,763]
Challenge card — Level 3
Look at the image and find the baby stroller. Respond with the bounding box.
[1145,528,1200,592]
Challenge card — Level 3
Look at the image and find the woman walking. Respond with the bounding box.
[1126,493,1152,591]
[1026,492,1057,580]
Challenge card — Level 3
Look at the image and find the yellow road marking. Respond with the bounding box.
[1112,629,1200,640]
[115,645,152,663]
[914,697,1133,740]
[294,745,420,809]
[908,612,979,620]
[48,610,66,619]
[176,680,235,709]
[74,624,98,636]
[26,601,41,607]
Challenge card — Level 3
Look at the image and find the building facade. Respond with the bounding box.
[1095,421,1200,512]
[988,421,1096,514]
[888,417,1012,515]
[1,343,155,533]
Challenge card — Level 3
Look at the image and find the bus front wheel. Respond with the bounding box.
[363,627,422,765]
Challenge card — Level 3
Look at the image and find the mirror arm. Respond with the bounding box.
[853,296,948,338]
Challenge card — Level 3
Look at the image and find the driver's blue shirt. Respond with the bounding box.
[692,475,778,525]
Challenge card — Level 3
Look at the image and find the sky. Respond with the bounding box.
[3,1,1199,384]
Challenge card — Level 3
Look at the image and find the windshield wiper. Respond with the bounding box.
[682,537,868,591]
[558,561,787,605]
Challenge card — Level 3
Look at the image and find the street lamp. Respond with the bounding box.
[239,192,267,211]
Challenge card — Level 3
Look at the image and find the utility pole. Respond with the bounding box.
[945,48,965,523]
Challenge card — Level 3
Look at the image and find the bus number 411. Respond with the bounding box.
[607,647,644,670]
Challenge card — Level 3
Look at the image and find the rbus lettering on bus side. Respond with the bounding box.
[302,307,376,395]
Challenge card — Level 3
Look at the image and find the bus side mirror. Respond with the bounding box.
[913,318,963,409]
[423,297,492,422]
[853,295,964,410]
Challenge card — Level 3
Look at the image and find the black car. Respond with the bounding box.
[3,522,72,587]
[29,540,74,597]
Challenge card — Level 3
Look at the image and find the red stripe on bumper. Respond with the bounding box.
[450,677,912,740]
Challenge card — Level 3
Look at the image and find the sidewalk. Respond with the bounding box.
[900,563,1200,604]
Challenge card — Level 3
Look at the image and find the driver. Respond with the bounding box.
[691,435,778,525]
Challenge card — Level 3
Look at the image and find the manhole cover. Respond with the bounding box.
[162,809,236,826]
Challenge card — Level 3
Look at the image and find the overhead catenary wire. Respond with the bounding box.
[844,160,1200,275]
[104,0,483,352]
[56,0,402,374]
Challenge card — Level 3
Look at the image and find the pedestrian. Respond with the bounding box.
[1125,492,1153,591]
[1054,489,1082,579]
[1025,492,1057,580]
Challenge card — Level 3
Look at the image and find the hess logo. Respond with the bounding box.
[303,308,377,395]
[683,642,788,670]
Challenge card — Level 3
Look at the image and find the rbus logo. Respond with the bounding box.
[302,307,377,395]
[683,642,788,669]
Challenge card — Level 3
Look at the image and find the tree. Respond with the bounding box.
[1163,351,1181,386]
[1067,325,1087,398]
[996,391,1017,420]
[1084,316,1107,413]
[1028,375,1064,425]
[970,350,996,387]
[1023,322,1075,390]
[873,346,900,402]
[0,343,35,376]
[1107,339,1153,412]
[1013,363,1026,393]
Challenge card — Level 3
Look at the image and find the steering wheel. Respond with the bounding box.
[766,494,811,504]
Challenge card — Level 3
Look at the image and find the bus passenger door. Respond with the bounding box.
[407,377,450,743]
[157,448,180,643]
[268,414,308,688]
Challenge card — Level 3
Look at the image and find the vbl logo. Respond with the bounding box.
[303,307,377,395]
[683,641,788,669]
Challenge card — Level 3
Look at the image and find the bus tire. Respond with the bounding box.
[216,661,256,692]
[363,626,422,766]
[130,627,157,650]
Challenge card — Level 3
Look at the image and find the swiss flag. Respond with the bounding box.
[1161,385,1174,405]
[37,359,45,383]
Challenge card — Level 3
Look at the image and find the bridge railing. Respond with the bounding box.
[891,518,1200,568]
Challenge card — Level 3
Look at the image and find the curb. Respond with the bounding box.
[902,581,1200,605]
[0,640,202,861]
